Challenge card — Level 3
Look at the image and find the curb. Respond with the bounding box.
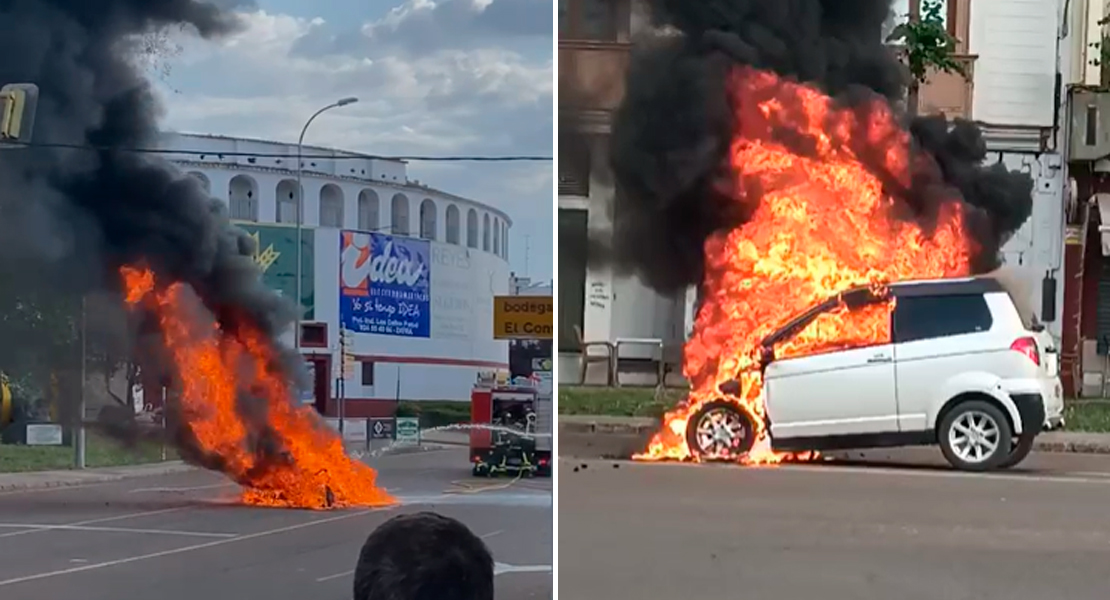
[558,417,1110,457]
[0,461,197,493]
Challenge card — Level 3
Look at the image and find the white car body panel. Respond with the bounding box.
[763,284,1062,444]
[764,343,898,438]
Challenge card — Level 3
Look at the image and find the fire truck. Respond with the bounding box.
[469,374,552,477]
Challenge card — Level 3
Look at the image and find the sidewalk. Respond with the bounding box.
[558,415,1110,454]
[0,461,196,493]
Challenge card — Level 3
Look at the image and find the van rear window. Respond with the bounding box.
[893,294,993,343]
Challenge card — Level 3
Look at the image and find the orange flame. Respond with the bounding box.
[120,265,394,509]
[633,67,971,463]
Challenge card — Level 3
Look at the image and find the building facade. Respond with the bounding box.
[161,132,514,415]
[559,0,1069,385]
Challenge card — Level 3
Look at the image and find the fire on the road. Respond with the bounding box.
[632,67,973,464]
[120,265,394,510]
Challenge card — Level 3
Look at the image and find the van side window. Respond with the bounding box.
[893,294,993,344]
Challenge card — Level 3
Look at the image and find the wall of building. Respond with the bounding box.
[993,152,1069,342]
[969,0,1060,128]
[313,228,511,408]
[163,133,515,408]
[163,133,512,260]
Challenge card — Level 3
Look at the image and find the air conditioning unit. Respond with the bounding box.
[1069,88,1110,161]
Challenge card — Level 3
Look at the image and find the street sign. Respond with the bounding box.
[493,296,553,340]
[531,357,553,372]
[395,417,421,446]
[369,417,395,440]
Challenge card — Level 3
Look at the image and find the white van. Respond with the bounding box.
[687,277,1065,471]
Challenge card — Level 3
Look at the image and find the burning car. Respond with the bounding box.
[684,276,1064,472]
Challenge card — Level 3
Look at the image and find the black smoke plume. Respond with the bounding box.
[602,0,1035,292]
[0,0,303,471]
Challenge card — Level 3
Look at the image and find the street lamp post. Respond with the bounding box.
[294,97,358,351]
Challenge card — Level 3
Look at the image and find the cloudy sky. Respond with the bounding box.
[152,0,553,281]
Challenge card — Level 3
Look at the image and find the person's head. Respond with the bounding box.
[353,511,495,600]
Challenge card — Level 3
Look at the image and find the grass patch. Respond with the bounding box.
[0,431,172,473]
[559,386,685,419]
[396,400,471,429]
[1063,402,1110,433]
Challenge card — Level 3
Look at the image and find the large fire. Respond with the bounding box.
[633,67,973,463]
[120,265,394,509]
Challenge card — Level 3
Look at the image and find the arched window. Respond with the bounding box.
[319,184,344,228]
[493,217,500,255]
[419,199,437,240]
[482,213,491,251]
[445,205,461,245]
[187,172,211,194]
[466,209,479,248]
[275,179,300,224]
[228,174,259,221]
[390,193,410,235]
[358,189,380,231]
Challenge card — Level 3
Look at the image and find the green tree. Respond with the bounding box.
[885,0,968,116]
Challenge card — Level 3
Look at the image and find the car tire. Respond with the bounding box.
[938,400,1013,472]
[998,430,1037,470]
[685,400,757,461]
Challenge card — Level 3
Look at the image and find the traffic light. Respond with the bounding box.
[0,83,37,143]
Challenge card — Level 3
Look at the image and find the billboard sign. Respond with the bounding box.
[493,296,553,340]
[339,231,432,338]
[234,223,315,320]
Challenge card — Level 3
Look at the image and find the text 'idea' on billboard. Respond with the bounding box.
[339,230,431,338]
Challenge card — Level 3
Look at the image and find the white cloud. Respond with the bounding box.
[151,3,553,278]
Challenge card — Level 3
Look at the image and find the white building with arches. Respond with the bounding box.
[159,132,514,416]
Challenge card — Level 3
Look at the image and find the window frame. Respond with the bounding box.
[560,0,621,42]
[892,292,994,345]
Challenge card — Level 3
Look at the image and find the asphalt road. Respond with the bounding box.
[0,448,552,600]
[560,450,1110,600]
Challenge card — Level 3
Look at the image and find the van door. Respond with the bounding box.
[764,303,900,440]
[891,292,997,431]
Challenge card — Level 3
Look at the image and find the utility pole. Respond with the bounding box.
[294,97,358,352]
[75,295,86,469]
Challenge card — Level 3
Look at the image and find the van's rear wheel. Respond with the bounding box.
[938,400,1013,472]
[685,401,756,461]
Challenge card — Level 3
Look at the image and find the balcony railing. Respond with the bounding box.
[561,41,975,121]
[914,54,977,119]
[559,40,631,111]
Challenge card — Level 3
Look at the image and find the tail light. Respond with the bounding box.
[1011,337,1040,366]
[539,457,549,466]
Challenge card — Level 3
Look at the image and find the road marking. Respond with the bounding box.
[315,569,353,583]
[480,529,504,539]
[315,554,547,584]
[128,483,233,494]
[0,506,190,540]
[0,508,381,587]
[494,562,552,576]
[0,523,237,538]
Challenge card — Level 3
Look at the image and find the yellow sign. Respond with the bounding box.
[493,296,553,340]
[1,373,11,426]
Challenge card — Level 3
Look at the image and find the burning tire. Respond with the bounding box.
[937,400,1013,472]
[685,401,756,461]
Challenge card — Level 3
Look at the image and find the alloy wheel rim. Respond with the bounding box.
[948,410,1001,463]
